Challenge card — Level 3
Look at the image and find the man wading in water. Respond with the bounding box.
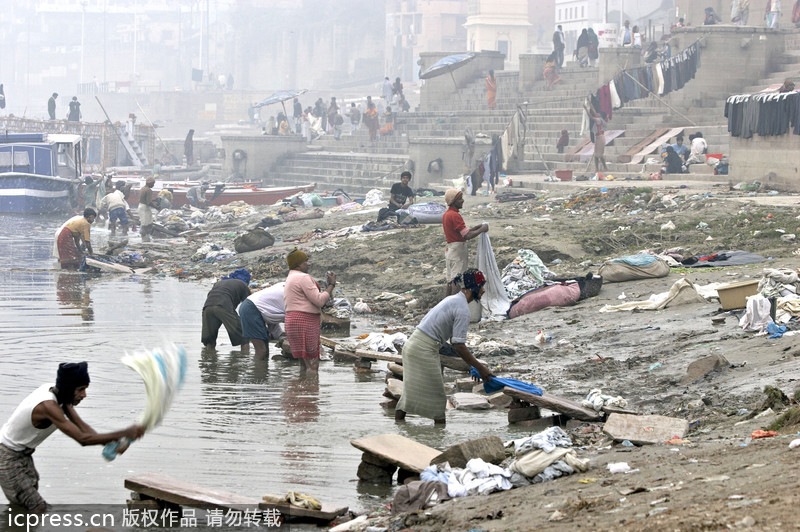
[0,362,144,511]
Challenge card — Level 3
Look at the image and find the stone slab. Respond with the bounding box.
[385,378,403,399]
[449,392,491,410]
[603,413,689,445]
[680,354,730,385]
[430,435,507,468]
[351,434,441,474]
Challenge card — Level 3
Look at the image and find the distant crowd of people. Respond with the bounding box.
[252,77,410,144]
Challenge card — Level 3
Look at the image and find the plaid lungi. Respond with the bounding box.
[396,329,446,420]
[285,311,321,360]
[0,443,45,510]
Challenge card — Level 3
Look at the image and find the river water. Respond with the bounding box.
[0,214,520,517]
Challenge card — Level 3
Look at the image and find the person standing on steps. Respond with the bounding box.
[584,102,608,173]
[485,70,497,110]
[553,25,566,69]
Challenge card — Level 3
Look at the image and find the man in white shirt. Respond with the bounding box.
[98,181,130,236]
[0,362,143,511]
[686,132,708,165]
[239,282,286,360]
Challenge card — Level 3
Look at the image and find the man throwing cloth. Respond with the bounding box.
[395,269,494,425]
[442,188,488,294]
[0,362,144,511]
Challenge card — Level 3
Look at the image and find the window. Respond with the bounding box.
[0,151,11,172]
[13,151,30,167]
[497,40,509,58]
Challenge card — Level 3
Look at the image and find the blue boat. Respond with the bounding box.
[0,133,82,213]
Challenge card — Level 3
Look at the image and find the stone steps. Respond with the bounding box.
[269,151,407,196]
[266,35,793,193]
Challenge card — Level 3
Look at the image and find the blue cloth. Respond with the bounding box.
[470,367,543,396]
[610,254,657,267]
[767,322,787,339]
[223,268,251,285]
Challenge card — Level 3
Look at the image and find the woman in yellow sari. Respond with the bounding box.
[543,52,562,90]
[485,70,497,109]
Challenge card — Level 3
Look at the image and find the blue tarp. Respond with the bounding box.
[470,367,544,396]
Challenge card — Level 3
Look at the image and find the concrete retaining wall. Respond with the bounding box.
[219,135,307,182]
[407,136,493,188]
[418,51,505,112]
[730,134,800,188]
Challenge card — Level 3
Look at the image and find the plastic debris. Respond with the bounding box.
[607,462,631,474]
[751,430,778,439]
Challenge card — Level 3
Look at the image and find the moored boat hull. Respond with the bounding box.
[125,183,315,208]
[0,174,76,214]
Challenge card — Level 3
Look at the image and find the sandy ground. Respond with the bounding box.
[130,179,800,530]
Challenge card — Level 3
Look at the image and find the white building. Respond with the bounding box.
[465,0,531,70]
[555,0,674,55]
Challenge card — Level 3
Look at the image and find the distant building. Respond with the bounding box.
[465,0,531,70]
[386,0,468,82]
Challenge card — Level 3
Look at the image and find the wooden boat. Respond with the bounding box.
[124,182,315,208]
[0,133,83,213]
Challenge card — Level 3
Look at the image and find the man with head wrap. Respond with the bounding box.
[201,268,252,352]
[284,249,336,372]
[442,189,488,294]
[0,362,144,511]
[395,269,494,425]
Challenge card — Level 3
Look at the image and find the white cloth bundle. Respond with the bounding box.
[102,345,187,460]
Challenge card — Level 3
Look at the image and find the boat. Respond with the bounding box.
[124,182,316,208]
[0,133,83,213]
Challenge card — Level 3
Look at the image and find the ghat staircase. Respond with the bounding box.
[267,32,800,196]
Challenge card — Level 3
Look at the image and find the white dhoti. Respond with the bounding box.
[445,241,468,282]
[138,204,153,226]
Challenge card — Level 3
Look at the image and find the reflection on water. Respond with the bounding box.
[0,214,522,516]
[55,272,95,322]
[282,373,320,424]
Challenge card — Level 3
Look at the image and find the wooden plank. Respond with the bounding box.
[616,127,670,163]
[503,389,602,421]
[259,498,347,521]
[322,336,474,372]
[575,130,626,162]
[85,257,135,274]
[564,138,592,163]
[628,127,684,164]
[124,473,260,510]
[351,434,441,473]
[603,413,689,445]
[334,347,403,364]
